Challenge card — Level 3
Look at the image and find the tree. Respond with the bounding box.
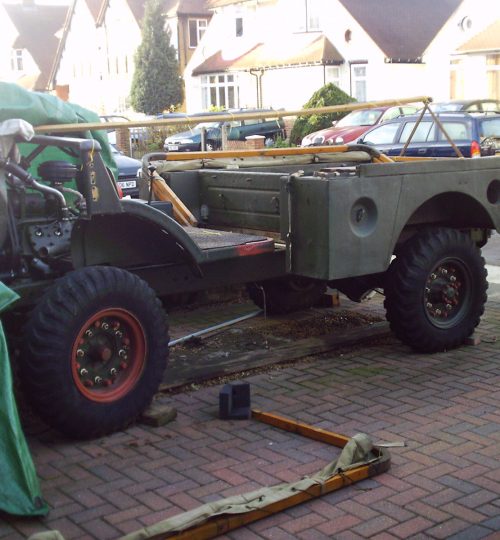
[290,83,356,145]
[130,0,184,115]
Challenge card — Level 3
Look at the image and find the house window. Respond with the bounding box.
[189,19,207,48]
[351,64,367,102]
[10,49,24,71]
[294,0,321,32]
[201,74,238,109]
[235,17,243,37]
[487,54,500,100]
[325,66,340,87]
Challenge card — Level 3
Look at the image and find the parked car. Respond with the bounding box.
[355,112,500,157]
[429,99,500,114]
[110,144,141,198]
[300,105,419,147]
[100,115,148,146]
[163,109,286,151]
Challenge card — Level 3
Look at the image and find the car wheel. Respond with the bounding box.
[384,228,487,352]
[20,266,169,439]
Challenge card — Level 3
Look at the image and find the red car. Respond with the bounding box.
[301,105,418,146]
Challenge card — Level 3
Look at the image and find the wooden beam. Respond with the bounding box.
[32,96,431,134]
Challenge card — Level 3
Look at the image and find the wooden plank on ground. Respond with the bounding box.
[161,321,390,390]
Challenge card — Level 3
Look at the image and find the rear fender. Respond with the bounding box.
[71,199,203,271]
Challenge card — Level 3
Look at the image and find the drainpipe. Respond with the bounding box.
[249,68,264,108]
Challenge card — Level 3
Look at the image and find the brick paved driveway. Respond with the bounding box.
[1,298,499,540]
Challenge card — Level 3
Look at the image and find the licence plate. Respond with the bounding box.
[117,180,136,189]
[167,145,179,151]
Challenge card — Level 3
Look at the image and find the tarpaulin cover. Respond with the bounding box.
[0,282,48,516]
[0,82,117,180]
[121,433,380,539]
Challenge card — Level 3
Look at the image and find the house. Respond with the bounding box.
[0,0,69,94]
[55,0,211,114]
[184,0,499,112]
[452,19,500,99]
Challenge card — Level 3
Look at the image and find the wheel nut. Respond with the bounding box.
[85,329,93,337]
[80,368,88,376]
[435,309,442,316]
[441,268,447,276]
[102,322,109,330]
[94,376,102,384]
[446,303,453,311]
[450,275,456,282]
[119,349,127,358]
[115,330,123,338]
[76,349,84,358]
[426,302,433,309]
[110,368,117,376]
[430,273,436,280]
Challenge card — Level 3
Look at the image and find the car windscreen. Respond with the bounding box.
[336,109,384,128]
[194,122,220,129]
[362,122,400,145]
[430,104,462,112]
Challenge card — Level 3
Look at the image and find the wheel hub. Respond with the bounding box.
[424,263,465,323]
[72,308,146,402]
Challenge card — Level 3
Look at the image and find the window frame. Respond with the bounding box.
[10,49,24,72]
[188,18,207,49]
[201,73,238,109]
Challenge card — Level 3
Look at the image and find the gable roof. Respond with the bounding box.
[116,0,210,25]
[338,0,462,62]
[4,1,69,90]
[207,0,253,7]
[169,0,210,16]
[192,34,343,75]
[84,0,104,23]
[456,19,500,54]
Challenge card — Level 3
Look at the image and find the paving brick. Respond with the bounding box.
[352,515,398,537]
[426,518,470,539]
[388,516,434,538]
[316,514,361,535]
[280,511,326,533]
[448,525,495,540]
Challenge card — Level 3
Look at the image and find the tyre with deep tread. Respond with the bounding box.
[384,228,487,353]
[20,266,169,439]
[247,277,326,315]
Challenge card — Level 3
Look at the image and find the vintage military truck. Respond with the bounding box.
[1,116,499,438]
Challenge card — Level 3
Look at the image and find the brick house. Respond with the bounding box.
[54,0,211,114]
[0,0,69,94]
[452,19,500,100]
[184,0,499,112]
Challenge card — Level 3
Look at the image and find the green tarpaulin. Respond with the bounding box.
[0,82,117,180]
[0,282,48,516]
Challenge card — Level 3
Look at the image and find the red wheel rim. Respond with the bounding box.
[71,308,146,402]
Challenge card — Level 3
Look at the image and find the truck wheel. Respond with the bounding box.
[20,266,169,439]
[384,228,487,353]
[247,277,326,315]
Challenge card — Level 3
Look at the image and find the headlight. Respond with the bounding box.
[335,136,344,144]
